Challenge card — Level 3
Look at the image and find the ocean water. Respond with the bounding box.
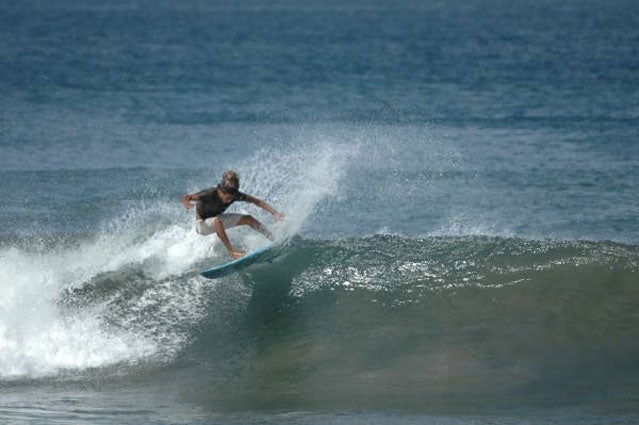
[1,0,639,423]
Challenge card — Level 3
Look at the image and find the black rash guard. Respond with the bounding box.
[195,186,247,220]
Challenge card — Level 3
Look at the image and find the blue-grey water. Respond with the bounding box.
[1,0,639,424]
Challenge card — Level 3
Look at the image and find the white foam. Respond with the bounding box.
[0,205,214,379]
[0,247,135,377]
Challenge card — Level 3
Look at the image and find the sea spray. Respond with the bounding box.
[228,136,359,240]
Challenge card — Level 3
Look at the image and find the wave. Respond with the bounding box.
[246,235,639,347]
[2,231,637,385]
[189,235,639,410]
[1,139,637,408]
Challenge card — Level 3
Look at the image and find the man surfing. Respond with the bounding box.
[181,170,283,259]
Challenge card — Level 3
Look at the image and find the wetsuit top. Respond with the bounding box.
[195,186,247,220]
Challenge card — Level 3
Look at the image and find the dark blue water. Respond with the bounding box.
[1,0,639,423]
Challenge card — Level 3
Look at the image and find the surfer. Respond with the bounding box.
[181,170,284,259]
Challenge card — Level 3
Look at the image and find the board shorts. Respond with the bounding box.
[195,213,243,236]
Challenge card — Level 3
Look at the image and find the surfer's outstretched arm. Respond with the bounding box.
[243,194,284,221]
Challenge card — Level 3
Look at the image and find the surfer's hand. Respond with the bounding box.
[181,194,196,211]
[274,212,285,222]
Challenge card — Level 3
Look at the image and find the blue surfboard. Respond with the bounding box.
[200,243,276,279]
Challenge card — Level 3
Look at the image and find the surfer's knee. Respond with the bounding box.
[239,215,257,226]
[209,217,229,239]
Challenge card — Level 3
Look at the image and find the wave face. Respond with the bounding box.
[186,235,639,411]
[4,233,637,412]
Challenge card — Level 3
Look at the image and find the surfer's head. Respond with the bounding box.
[219,170,239,195]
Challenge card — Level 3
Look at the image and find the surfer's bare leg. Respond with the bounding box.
[213,218,244,259]
[238,215,273,240]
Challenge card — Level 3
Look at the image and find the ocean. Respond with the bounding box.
[1,0,639,423]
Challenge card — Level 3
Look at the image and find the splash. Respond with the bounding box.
[228,133,358,242]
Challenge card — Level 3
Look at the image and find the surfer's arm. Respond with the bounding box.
[181,193,200,211]
[244,194,284,221]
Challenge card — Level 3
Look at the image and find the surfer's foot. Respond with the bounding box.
[230,250,245,259]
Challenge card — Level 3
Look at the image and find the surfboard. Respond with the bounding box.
[200,243,277,279]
